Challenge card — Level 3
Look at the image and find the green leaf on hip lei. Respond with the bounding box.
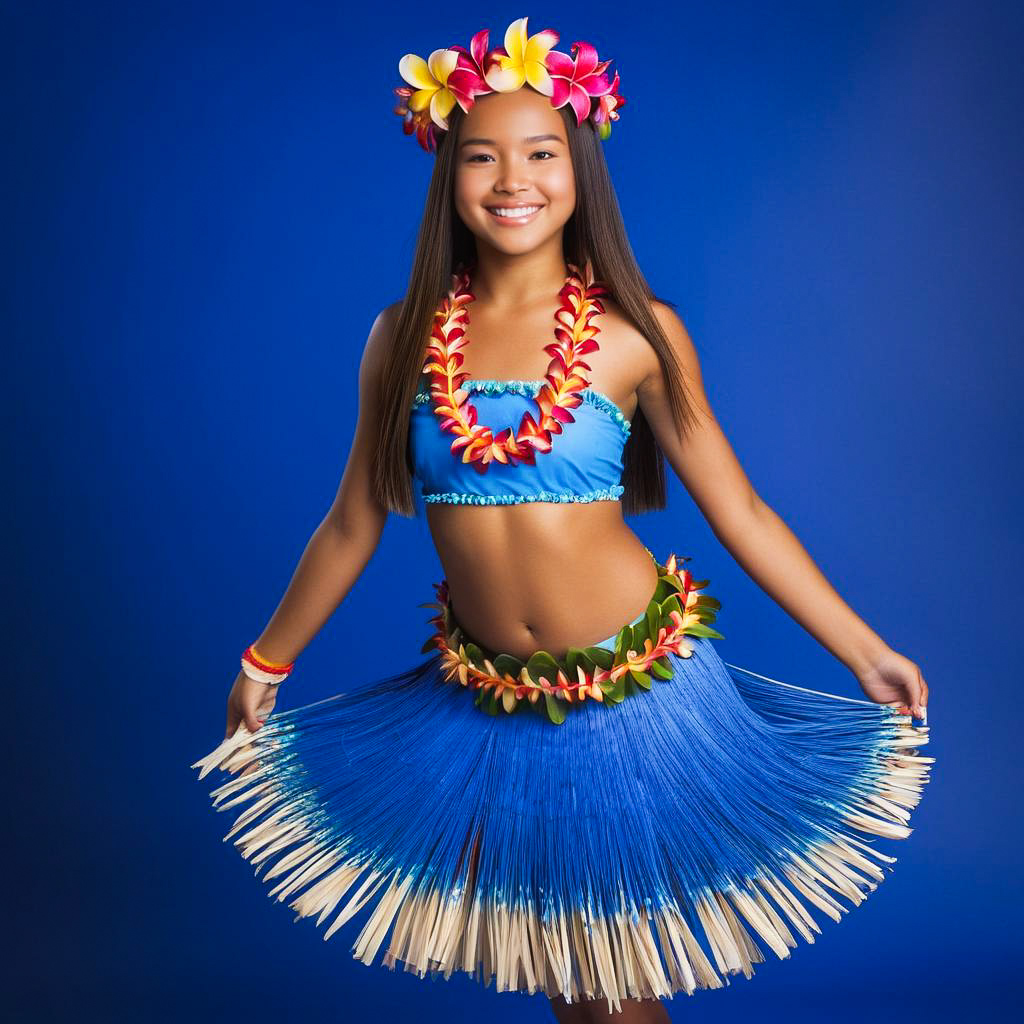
[422,552,724,725]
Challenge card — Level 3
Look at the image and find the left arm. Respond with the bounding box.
[637,303,929,719]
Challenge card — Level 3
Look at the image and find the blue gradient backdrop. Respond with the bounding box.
[7,1,1020,1020]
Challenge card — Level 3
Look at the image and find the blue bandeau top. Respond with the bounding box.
[408,378,631,505]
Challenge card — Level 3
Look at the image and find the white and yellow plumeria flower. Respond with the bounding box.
[398,47,461,130]
[483,16,559,96]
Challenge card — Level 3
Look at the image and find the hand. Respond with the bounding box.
[224,669,281,777]
[854,646,929,721]
[225,668,280,738]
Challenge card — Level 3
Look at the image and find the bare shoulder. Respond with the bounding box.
[595,295,701,404]
[592,295,660,409]
[644,299,703,391]
[360,298,405,378]
[648,298,691,346]
[377,298,405,337]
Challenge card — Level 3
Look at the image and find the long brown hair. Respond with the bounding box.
[374,102,699,518]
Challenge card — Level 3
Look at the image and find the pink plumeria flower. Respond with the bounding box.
[446,27,491,108]
[547,40,614,126]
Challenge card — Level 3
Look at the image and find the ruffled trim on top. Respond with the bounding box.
[421,485,626,506]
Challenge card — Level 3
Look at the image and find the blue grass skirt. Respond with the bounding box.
[191,581,933,1012]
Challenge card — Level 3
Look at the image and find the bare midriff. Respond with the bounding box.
[424,501,660,662]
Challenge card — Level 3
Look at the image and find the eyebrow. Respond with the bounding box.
[459,134,565,148]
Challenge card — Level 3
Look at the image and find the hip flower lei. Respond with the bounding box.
[393,15,626,153]
[420,553,724,725]
[421,259,608,472]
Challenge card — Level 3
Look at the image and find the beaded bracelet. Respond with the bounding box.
[241,643,295,685]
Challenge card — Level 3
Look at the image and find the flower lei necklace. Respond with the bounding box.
[421,260,609,472]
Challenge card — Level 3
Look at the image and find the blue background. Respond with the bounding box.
[8,1,1020,1020]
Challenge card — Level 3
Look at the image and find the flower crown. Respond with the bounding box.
[393,15,626,153]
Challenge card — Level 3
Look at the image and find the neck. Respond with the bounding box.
[466,243,570,309]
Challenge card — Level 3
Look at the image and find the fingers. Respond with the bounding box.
[238,693,274,775]
[221,680,278,747]
[244,681,278,733]
[910,667,928,722]
[244,704,264,734]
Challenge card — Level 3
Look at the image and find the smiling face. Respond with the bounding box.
[453,89,576,258]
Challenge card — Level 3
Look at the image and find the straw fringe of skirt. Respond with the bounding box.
[191,635,932,1012]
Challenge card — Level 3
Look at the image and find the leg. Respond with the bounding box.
[548,994,672,1023]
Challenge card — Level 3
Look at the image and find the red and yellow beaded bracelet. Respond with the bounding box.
[241,644,295,686]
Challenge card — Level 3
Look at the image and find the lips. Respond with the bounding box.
[484,204,545,225]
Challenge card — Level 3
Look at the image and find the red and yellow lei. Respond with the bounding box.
[421,260,609,472]
[420,551,724,724]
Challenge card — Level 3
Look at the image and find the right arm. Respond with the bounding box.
[225,302,400,737]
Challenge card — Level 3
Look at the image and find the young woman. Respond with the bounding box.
[193,18,932,1023]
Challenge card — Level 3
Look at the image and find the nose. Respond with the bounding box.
[493,164,530,195]
[494,183,529,198]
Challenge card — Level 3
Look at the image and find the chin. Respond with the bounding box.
[489,238,554,258]
[472,217,572,252]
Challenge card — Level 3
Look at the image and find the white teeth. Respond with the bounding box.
[489,206,541,219]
